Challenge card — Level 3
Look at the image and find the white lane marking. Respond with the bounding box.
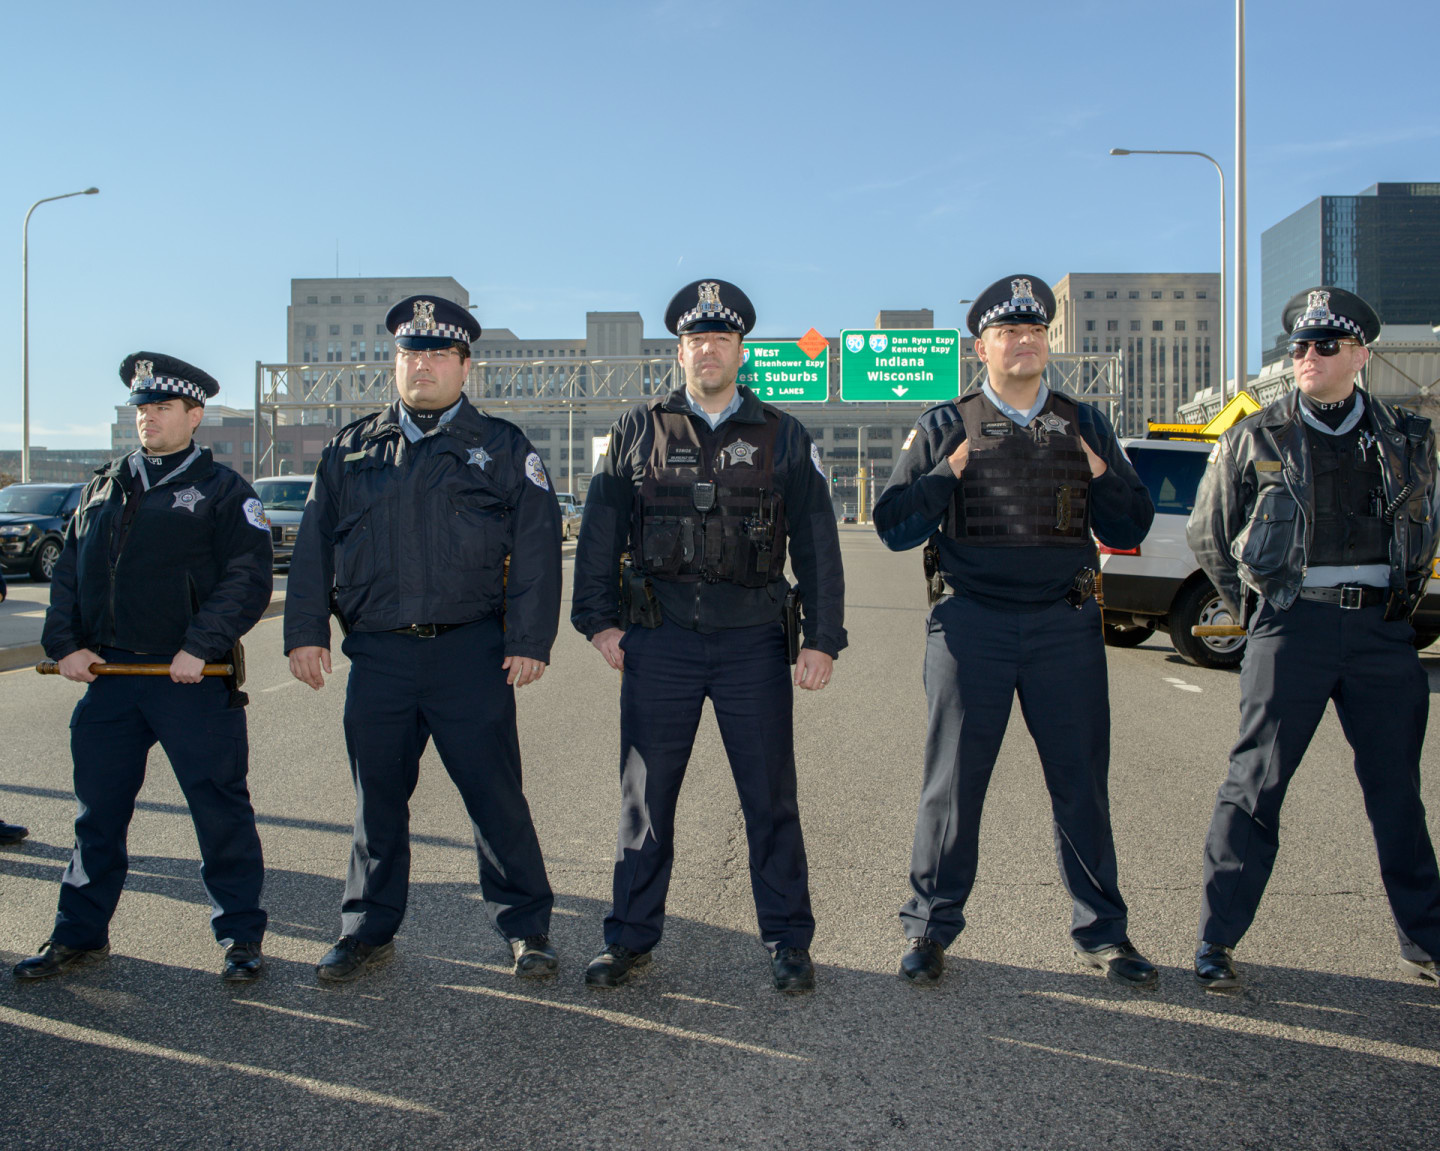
[662,993,744,1011]
[231,1000,369,1028]
[261,681,299,693]
[1163,676,1203,693]
[986,1035,1235,1084]
[12,610,46,618]
[0,1004,437,1113]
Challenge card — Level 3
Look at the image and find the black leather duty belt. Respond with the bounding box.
[1298,585,1386,610]
[387,622,469,638]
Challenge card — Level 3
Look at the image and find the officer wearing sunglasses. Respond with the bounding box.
[1187,286,1440,990]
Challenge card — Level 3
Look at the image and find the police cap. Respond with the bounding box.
[386,295,482,351]
[1282,286,1381,345]
[967,274,1055,336]
[119,352,220,406]
[665,279,756,336]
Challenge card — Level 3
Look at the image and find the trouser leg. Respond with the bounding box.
[54,678,153,950]
[606,621,706,954]
[1333,608,1440,961]
[900,596,1017,947]
[423,619,553,941]
[340,632,425,944]
[1199,599,1335,947]
[709,623,813,952]
[147,676,267,945]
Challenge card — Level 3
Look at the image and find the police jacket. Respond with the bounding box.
[284,397,561,662]
[43,448,273,661]
[874,388,1153,611]
[571,386,847,657]
[1188,389,1439,616]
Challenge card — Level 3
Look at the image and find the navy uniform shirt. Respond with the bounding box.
[874,388,1152,611]
[43,447,273,660]
[572,385,847,657]
[284,396,562,662]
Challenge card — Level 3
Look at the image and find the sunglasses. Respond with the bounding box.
[1289,338,1358,359]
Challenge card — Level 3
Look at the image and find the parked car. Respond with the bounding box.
[556,492,582,541]
[1101,437,1440,669]
[251,475,314,567]
[0,482,83,581]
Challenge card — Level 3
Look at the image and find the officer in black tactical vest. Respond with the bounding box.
[285,295,562,984]
[875,275,1158,988]
[1188,287,1440,990]
[17,353,272,983]
[572,279,846,993]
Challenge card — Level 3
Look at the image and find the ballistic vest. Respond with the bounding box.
[633,403,788,587]
[943,390,1093,547]
[1306,420,1388,567]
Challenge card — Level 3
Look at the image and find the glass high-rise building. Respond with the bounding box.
[1260,183,1440,364]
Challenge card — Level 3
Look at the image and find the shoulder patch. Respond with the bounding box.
[902,428,918,451]
[525,452,550,491]
[343,450,366,462]
[243,497,270,531]
[810,443,825,478]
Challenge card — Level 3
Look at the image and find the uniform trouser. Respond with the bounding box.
[339,618,553,945]
[900,595,1129,950]
[54,650,266,950]
[607,618,814,954]
[1199,597,1440,961]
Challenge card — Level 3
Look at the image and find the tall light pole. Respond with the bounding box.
[1109,149,1227,405]
[1234,0,1248,395]
[22,187,99,481]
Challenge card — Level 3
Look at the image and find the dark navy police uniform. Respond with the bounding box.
[572,280,846,962]
[1188,287,1440,983]
[40,353,272,954]
[285,296,561,951]
[875,277,1154,958]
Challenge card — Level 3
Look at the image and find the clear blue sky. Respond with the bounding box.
[2,0,1436,448]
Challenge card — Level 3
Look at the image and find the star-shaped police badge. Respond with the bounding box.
[172,485,206,512]
[467,447,492,471]
[1035,412,1070,435]
[724,439,758,466]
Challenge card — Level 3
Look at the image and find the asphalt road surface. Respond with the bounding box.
[1,528,1437,1149]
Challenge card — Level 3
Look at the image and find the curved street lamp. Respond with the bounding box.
[22,187,99,481]
[1109,149,1227,406]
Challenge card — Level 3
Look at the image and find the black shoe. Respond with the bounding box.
[13,939,109,981]
[1075,940,1159,988]
[316,936,394,983]
[1194,941,1241,990]
[584,944,651,988]
[222,941,265,983]
[900,937,945,985]
[772,947,815,993]
[1401,957,1439,985]
[510,935,558,978]
[0,821,28,846]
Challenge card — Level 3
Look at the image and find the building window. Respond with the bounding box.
[1174,320,1187,331]
[330,295,341,305]
[354,295,365,304]
[377,295,390,304]
[306,295,318,305]
[1105,290,1117,299]
[352,324,364,336]
[1107,320,1118,331]
[212,441,232,455]
[305,325,317,339]
[1153,320,1164,331]
[1085,320,1096,331]
[329,325,340,336]
[1130,320,1141,331]
[1082,290,1095,299]
[1196,290,1207,299]
[1197,319,1209,331]
[1128,290,1140,299]
[277,441,294,455]
[530,428,551,441]
[1173,290,1185,299]
[375,324,386,335]
[1152,290,1163,299]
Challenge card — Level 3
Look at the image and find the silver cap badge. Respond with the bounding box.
[412,300,436,331]
[133,360,154,386]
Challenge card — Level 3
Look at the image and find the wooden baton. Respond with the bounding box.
[36,661,235,677]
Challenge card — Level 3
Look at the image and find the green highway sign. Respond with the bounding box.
[737,328,830,403]
[839,329,962,402]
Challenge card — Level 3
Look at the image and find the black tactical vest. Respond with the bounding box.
[943,390,1093,547]
[633,404,788,587]
[1307,420,1388,567]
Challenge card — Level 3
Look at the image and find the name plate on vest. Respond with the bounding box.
[1254,461,1283,472]
[666,446,701,467]
[981,421,1013,437]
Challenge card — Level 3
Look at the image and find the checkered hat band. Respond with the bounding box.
[1292,313,1364,338]
[131,376,207,402]
[395,321,470,340]
[979,300,1048,328]
[678,305,744,330]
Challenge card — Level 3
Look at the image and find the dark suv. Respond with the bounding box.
[0,482,83,581]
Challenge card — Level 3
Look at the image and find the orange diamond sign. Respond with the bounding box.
[796,328,828,360]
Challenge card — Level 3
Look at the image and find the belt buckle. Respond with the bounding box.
[1339,586,1363,610]
[413,623,438,638]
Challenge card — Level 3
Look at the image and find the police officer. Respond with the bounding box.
[286,294,561,984]
[874,275,1158,988]
[1188,287,1440,989]
[0,566,27,845]
[572,279,846,993]
[16,353,272,983]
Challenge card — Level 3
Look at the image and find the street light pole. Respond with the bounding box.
[1234,0,1248,396]
[21,186,98,482]
[1108,149,1227,406]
